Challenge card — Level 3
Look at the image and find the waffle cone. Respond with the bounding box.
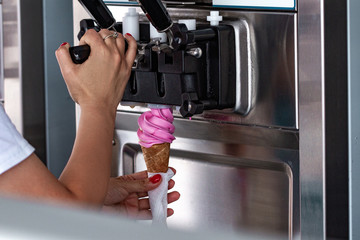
[141,143,170,173]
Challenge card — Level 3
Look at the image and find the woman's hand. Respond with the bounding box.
[53,30,137,205]
[103,168,180,219]
[55,29,137,112]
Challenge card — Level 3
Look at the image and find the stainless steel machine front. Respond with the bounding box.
[72,0,349,239]
[79,4,298,239]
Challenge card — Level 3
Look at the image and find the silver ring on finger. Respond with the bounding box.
[103,32,118,41]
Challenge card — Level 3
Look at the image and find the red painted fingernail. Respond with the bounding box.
[125,33,132,37]
[60,42,68,47]
[149,174,161,184]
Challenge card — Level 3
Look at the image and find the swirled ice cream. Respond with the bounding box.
[137,108,175,148]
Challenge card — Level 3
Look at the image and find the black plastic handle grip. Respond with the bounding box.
[69,41,130,64]
[69,45,91,64]
[137,0,172,32]
[78,0,115,29]
[70,0,114,64]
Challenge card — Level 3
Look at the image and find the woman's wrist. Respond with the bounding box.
[80,103,117,124]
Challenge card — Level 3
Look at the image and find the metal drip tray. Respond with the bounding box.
[123,144,290,238]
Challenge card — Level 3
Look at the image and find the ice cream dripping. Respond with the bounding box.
[137,108,175,148]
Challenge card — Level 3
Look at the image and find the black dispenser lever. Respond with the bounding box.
[78,0,116,29]
[137,0,173,32]
[70,0,116,64]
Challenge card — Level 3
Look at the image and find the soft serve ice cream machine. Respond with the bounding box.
[73,0,345,239]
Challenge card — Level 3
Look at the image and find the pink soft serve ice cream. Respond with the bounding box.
[137,108,175,148]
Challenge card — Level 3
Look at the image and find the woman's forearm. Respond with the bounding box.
[59,105,116,205]
[0,105,116,205]
[0,31,137,206]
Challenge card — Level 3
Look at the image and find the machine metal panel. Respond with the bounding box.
[108,6,297,129]
[298,0,326,239]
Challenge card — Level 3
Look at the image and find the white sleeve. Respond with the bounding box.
[0,103,35,175]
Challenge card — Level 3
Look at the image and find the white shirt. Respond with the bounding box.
[0,103,34,175]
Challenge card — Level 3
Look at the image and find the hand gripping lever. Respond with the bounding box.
[69,0,116,64]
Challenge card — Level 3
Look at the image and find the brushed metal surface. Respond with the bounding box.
[349,0,360,238]
[105,6,297,129]
[2,0,22,132]
[230,18,257,116]
[0,3,3,102]
[298,0,326,239]
[112,112,299,239]
[73,3,299,238]
[134,146,290,237]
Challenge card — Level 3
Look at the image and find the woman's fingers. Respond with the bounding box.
[98,29,117,46]
[115,33,126,55]
[167,208,174,217]
[132,179,175,198]
[168,191,180,204]
[136,210,152,220]
[115,167,176,182]
[55,43,76,80]
[168,179,175,189]
[169,167,176,175]
[136,208,175,220]
[137,192,149,198]
[119,170,148,181]
[124,33,137,67]
[110,168,177,200]
[121,177,162,195]
[138,191,180,210]
[139,198,150,210]
[78,29,104,48]
[78,29,119,58]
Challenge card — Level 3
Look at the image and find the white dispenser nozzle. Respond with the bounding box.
[123,8,139,41]
[207,11,223,26]
[149,24,167,43]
